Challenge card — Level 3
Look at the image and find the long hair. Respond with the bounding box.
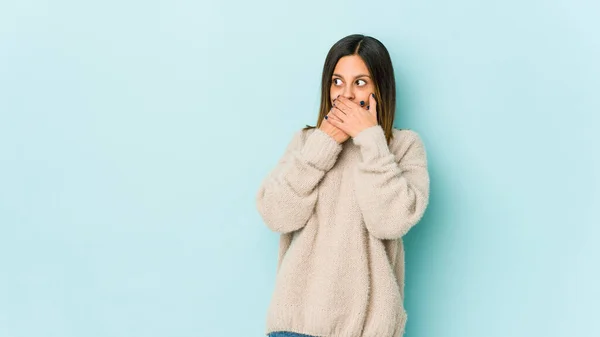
[304,34,397,144]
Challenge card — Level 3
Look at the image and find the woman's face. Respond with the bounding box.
[330,55,375,107]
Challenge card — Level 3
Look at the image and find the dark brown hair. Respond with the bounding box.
[304,34,397,144]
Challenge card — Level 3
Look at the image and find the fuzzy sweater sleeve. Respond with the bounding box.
[256,128,343,233]
[352,125,430,240]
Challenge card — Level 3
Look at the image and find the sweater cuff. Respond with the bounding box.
[352,125,391,162]
[300,128,343,171]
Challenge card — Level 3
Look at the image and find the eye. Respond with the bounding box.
[332,78,367,86]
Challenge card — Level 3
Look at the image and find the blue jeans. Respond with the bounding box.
[268,332,320,337]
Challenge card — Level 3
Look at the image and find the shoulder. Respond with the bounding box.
[391,128,425,146]
[299,126,319,137]
[389,128,427,161]
[284,126,318,150]
[297,126,318,142]
[298,125,325,141]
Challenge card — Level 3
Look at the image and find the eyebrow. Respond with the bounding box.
[332,73,371,79]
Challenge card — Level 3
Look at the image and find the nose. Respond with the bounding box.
[342,87,354,100]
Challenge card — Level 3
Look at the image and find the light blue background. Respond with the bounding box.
[1,0,598,336]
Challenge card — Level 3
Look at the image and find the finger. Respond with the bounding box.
[327,115,347,133]
[338,96,364,116]
[340,95,365,108]
[330,106,346,122]
[336,96,357,111]
[326,106,344,123]
[332,102,347,115]
[367,92,377,114]
[325,112,343,123]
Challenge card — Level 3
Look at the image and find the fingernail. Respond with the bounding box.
[324,115,328,119]
[371,93,375,98]
[360,101,364,106]
[367,105,370,110]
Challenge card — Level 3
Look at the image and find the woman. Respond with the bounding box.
[256,34,430,337]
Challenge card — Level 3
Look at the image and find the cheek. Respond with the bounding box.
[362,86,375,99]
[330,89,341,101]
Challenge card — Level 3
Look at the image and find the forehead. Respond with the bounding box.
[333,55,369,76]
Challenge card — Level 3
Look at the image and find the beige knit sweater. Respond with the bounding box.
[256,124,430,337]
